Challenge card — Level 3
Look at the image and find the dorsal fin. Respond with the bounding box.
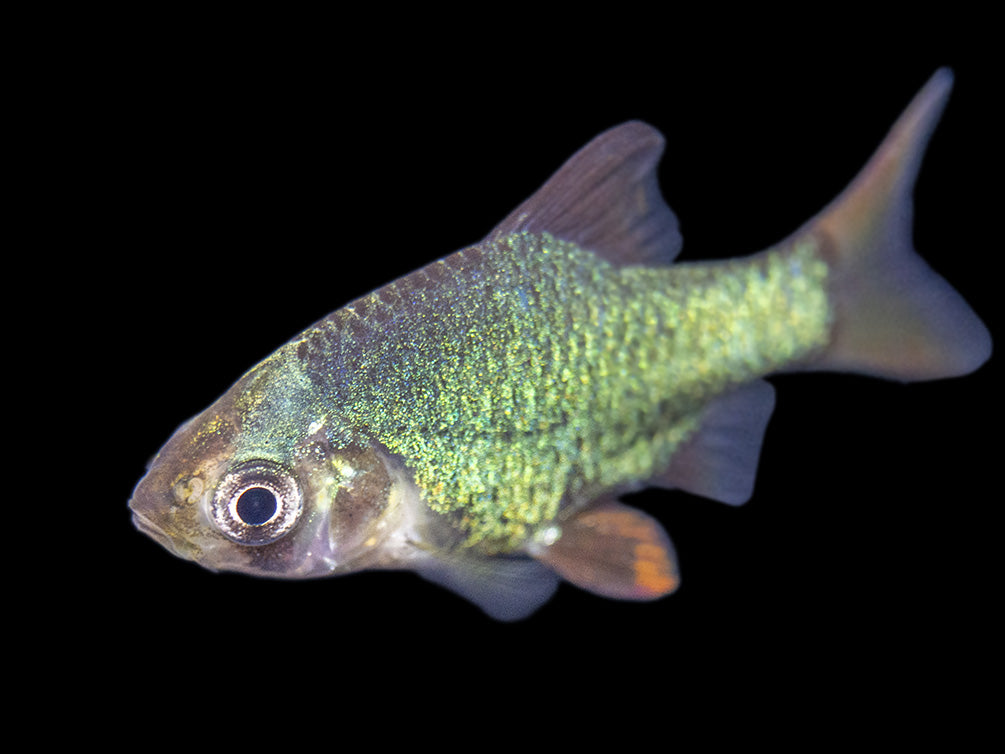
[490,121,683,266]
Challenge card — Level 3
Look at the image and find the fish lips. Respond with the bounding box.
[130,508,178,557]
[128,477,213,568]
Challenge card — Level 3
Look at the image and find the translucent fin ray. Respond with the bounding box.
[654,380,776,505]
[805,68,991,380]
[490,121,683,266]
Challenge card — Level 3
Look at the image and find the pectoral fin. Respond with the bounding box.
[530,499,679,601]
[416,555,560,622]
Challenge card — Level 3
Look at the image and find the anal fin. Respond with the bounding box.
[530,500,679,601]
[656,380,776,505]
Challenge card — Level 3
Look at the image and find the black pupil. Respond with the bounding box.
[236,487,278,526]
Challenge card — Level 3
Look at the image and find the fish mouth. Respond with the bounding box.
[130,508,194,562]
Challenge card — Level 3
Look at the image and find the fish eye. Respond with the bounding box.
[236,487,278,526]
[211,460,302,545]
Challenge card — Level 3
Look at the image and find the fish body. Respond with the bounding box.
[130,70,990,619]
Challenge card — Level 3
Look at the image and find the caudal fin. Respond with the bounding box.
[805,68,991,381]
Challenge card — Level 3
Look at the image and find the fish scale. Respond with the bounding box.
[296,231,832,551]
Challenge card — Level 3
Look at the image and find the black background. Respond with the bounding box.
[49,15,997,740]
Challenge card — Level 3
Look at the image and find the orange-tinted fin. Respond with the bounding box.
[529,499,679,601]
[802,68,991,380]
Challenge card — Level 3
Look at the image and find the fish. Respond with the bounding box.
[129,69,990,620]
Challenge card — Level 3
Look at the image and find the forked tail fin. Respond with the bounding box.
[804,68,991,381]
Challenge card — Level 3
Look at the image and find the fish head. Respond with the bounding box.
[129,359,416,579]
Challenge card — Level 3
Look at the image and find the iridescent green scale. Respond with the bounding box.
[326,231,831,552]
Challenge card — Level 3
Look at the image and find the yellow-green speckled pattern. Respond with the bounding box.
[288,231,831,552]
